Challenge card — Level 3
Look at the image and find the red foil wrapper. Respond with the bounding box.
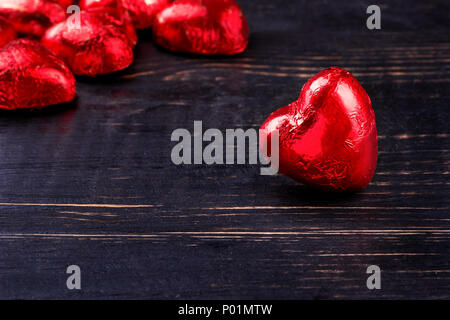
[81,0,171,30]
[260,67,378,191]
[42,11,134,77]
[80,0,118,9]
[0,0,66,38]
[79,0,138,46]
[0,17,16,47]
[123,0,172,29]
[0,39,76,110]
[153,0,249,55]
[50,0,74,9]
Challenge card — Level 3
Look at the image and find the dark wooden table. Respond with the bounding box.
[0,0,449,299]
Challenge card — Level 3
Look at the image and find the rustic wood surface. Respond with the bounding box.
[0,0,449,299]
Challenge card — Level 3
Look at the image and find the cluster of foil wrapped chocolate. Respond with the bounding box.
[0,0,250,110]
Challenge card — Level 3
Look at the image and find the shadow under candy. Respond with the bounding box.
[0,97,79,118]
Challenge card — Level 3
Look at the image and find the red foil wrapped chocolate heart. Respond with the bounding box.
[81,0,171,30]
[260,67,378,191]
[0,17,16,47]
[0,0,66,37]
[153,0,249,55]
[42,11,134,76]
[0,39,76,110]
[79,0,138,46]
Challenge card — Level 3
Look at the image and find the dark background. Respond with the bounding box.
[0,0,449,299]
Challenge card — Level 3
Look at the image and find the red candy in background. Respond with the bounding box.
[260,67,378,191]
[0,17,16,47]
[0,0,66,38]
[81,0,172,30]
[123,0,172,29]
[153,0,249,55]
[42,11,134,77]
[0,39,76,110]
[92,9,138,47]
[50,0,74,9]
[80,0,120,10]
[80,0,138,46]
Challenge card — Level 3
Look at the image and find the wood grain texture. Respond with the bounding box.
[0,0,449,299]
